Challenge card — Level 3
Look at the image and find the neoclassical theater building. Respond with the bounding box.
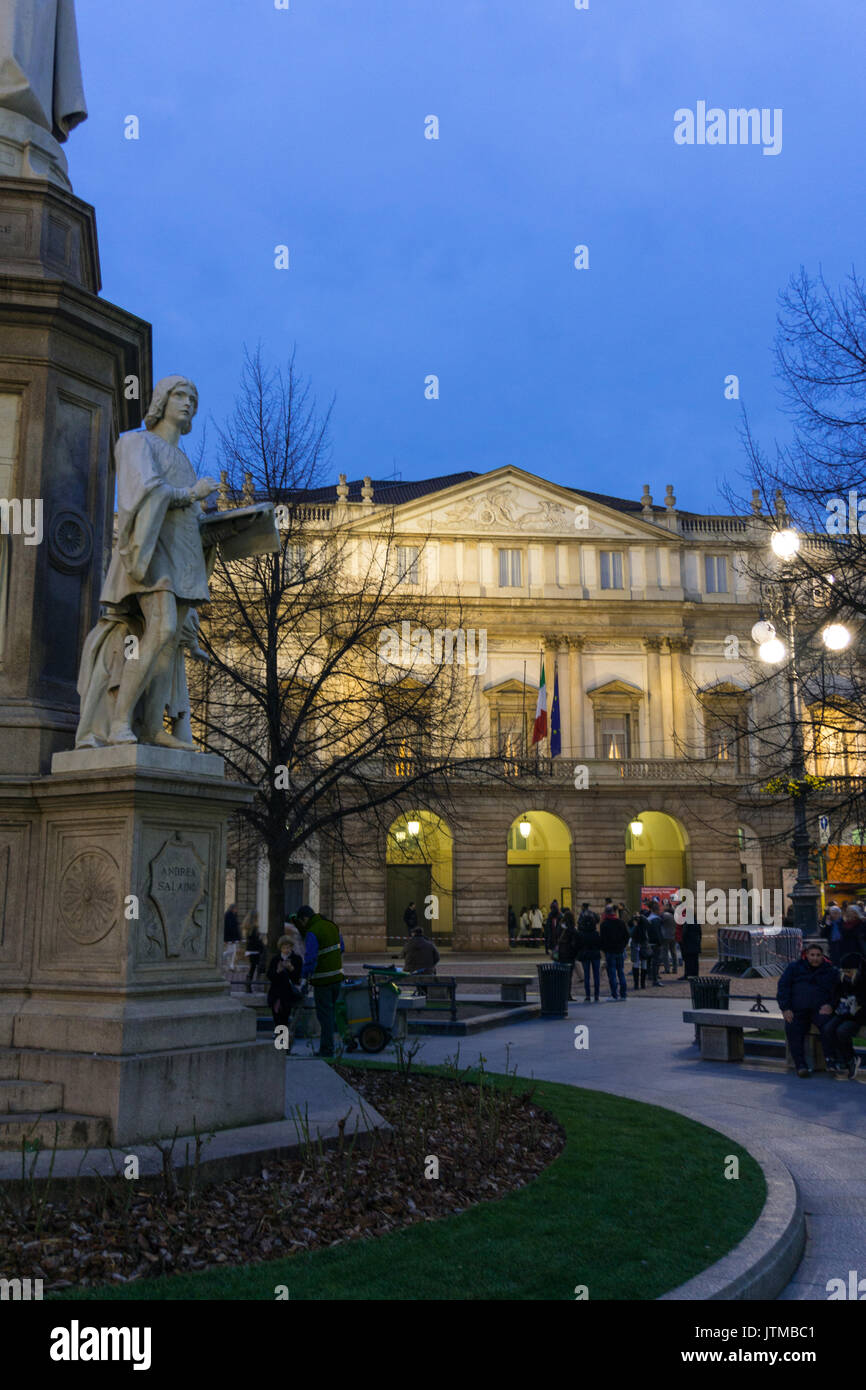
[241,466,805,953]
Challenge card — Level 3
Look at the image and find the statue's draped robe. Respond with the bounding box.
[0,0,86,141]
[75,431,212,748]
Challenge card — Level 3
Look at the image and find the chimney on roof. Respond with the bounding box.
[664,484,676,511]
[218,470,229,511]
[337,472,349,502]
[751,489,762,515]
[361,476,373,503]
[242,471,254,504]
[641,484,653,517]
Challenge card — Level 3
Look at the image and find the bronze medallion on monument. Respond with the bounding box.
[58,847,121,945]
[145,832,208,959]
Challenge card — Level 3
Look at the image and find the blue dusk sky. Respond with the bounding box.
[71,0,864,513]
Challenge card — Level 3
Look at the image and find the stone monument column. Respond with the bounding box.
[0,10,285,1147]
[0,0,151,774]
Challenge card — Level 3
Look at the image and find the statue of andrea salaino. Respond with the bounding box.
[75,377,219,752]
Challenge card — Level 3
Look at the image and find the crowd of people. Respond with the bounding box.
[222,890,866,1075]
[514,896,702,1002]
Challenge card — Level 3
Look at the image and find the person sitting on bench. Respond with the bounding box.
[403,925,439,995]
[823,952,866,1080]
[776,942,837,1077]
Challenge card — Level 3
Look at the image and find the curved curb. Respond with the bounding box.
[660,1130,805,1301]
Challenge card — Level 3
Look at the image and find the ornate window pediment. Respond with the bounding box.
[698,682,749,770]
[483,677,536,760]
[586,680,643,759]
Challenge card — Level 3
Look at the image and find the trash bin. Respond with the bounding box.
[688,975,730,1045]
[688,976,731,1010]
[536,962,572,1017]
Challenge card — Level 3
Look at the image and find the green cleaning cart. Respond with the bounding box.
[341,967,403,1052]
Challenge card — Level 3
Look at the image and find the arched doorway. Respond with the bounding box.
[386,811,453,945]
[506,811,573,932]
[624,811,688,913]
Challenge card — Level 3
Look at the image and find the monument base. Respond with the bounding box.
[0,746,284,1148]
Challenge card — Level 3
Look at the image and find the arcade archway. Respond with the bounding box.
[624,811,688,913]
[506,811,573,932]
[386,811,453,944]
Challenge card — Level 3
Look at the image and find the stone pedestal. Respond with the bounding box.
[0,111,74,193]
[0,175,151,776]
[0,745,285,1147]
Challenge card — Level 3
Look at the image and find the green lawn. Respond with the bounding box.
[54,1063,766,1301]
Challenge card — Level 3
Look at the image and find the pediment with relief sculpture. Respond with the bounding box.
[423,473,656,539]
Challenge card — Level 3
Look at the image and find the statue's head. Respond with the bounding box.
[144,376,199,436]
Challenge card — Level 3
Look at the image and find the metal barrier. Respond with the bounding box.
[713,927,802,978]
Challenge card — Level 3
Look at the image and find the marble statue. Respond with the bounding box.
[0,0,87,187]
[76,376,220,752]
[0,0,86,139]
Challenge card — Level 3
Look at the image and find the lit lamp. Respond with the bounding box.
[395,829,407,842]
[822,623,851,651]
[519,819,531,839]
[752,619,785,665]
[407,819,420,837]
[770,527,800,560]
[629,819,644,837]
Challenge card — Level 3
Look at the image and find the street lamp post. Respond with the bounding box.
[780,587,821,937]
[759,526,852,937]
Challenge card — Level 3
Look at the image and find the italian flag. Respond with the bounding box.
[532,656,547,745]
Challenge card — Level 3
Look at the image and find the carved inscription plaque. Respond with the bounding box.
[146,833,207,959]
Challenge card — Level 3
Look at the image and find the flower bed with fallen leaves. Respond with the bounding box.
[0,1057,563,1292]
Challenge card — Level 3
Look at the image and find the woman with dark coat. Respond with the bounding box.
[544,900,562,955]
[266,934,304,1030]
[680,919,702,979]
[242,911,265,993]
[575,914,602,1003]
[629,912,650,990]
[557,908,582,999]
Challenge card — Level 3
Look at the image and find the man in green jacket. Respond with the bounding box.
[297,905,345,1058]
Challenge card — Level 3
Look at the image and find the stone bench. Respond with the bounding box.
[683,1008,827,1070]
[362,968,535,1008]
[444,974,535,1004]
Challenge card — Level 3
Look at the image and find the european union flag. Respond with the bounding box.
[550,660,561,757]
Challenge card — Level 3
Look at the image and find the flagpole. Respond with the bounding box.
[549,654,554,763]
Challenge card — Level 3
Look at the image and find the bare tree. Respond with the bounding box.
[189,350,500,947]
[682,268,866,902]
